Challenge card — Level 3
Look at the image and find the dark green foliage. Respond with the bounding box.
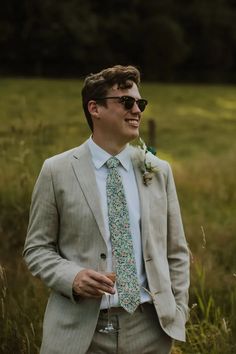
[0,0,236,81]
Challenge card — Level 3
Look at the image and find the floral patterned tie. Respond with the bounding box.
[106,157,140,314]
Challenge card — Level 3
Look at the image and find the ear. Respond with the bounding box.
[87,100,100,120]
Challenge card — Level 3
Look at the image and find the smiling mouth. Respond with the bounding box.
[125,119,139,127]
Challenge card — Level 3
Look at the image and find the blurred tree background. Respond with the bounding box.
[0,0,235,82]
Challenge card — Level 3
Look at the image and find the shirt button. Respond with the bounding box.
[100,253,106,260]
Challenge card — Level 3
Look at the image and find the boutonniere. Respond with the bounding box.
[135,138,158,186]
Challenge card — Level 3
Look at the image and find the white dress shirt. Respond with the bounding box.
[87,137,151,308]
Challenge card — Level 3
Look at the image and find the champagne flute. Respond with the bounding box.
[99,258,119,334]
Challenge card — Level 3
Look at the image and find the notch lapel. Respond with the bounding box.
[71,143,107,243]
[131,151,150,250]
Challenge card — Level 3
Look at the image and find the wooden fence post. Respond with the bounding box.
[148,119,156,148]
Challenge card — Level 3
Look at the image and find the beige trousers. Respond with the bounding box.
[87,303,173,354]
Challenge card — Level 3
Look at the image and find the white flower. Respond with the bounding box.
[134,138,158,186]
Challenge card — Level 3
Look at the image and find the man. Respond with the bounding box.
[23,65,189,354]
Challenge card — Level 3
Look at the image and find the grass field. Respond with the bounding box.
[0,79,236,353]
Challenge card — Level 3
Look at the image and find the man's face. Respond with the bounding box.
[93,83,143,146]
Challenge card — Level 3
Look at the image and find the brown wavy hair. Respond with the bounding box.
[81,65,140,131]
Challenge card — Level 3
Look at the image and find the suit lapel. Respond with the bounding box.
[131,150,150,250]
[71,142,107,243]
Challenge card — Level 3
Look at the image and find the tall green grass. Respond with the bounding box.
[0,79,236,353]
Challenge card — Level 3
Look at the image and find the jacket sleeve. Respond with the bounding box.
[23,159,83,301]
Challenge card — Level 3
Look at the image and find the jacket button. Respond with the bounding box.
[100,253,106,260]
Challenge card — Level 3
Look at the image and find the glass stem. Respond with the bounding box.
[106,294,112,326]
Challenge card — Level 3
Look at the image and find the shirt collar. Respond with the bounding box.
[87,136,131,171]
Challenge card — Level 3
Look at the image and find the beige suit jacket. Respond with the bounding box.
[23,140,190,354]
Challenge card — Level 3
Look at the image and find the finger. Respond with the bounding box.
[83,271,115,291]
[81,276,116,295]
[81,290,103,299]
[79,269,114,287]
[84,278,115,295]
[82,284,114,297]
[91,272,114,287]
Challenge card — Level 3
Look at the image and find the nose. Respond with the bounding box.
[132,101,141,114]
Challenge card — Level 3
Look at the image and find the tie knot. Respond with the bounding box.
[106,157,120,169]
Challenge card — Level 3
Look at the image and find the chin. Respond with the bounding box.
[128,129,139,141]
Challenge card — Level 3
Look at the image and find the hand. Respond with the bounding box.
[72,269,116,298]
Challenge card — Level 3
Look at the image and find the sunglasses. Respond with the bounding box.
[94,95,148,112]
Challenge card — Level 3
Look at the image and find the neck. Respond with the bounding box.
[92,135,128,155]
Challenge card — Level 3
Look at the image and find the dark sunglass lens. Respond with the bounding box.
[120,96,147,111]
[122,97,135,110]
[137,99,147,112]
